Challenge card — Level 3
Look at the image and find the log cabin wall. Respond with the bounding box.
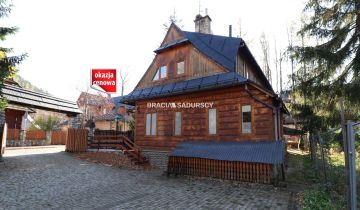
[134,85,276,151]
[235,51,267,89]
[136,44,226,89]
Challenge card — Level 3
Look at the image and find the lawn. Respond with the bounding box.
[286,149,350,210]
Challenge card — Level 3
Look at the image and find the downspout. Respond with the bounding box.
[244,84,281,141]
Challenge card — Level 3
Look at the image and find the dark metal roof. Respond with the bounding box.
[155,32,241,72]
[170,140,285,164]
[152,25,274,92]
[123,72,247,102]
[154,38,189,53]
[2,84,81,114]
[93,113,123,121]
[183,31,241,71]
[111,96,135,109]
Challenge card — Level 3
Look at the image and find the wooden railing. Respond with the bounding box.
[167,156,273,183]
[7,128,20,140]
[51,130,67,145]
[91,130,147,165]
[121,135,148,164]
[26,130,46,140]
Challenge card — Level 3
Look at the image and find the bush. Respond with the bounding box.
[31,115,61,131]
[300,185,342,210]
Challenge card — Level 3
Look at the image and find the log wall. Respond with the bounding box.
[135,85,277,150]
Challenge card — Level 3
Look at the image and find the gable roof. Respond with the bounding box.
[123,72,247,103]
[170,140,285,164]
[2,84,81,115]
[153,24,273,92]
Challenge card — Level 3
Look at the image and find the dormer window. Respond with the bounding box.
[153,65,167,81]
[177,61,185,74]
[160,66,167,78]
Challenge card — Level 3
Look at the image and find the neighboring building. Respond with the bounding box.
[2,79,81,130]
[281,90,307,148]
[77,92,113,120]
[77,93,134,131]
[122,13,287,181]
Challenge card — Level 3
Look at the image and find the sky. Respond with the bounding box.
[3,0,306,101]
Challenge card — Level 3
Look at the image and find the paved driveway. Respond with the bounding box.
[0,146,289,210]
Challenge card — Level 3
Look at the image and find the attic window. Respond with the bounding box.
[152,66,167,81]
[152,70,159,81]
[177,61,185,74]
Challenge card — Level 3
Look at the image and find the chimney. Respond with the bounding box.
[229,25,232,37]
[194,10,212,34]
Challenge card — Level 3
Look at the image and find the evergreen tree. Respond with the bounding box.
[0,0,26,110]
[292,0,360,131]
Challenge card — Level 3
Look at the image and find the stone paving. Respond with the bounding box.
[0,146,290,210]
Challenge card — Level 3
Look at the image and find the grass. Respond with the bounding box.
[286,150,346,209]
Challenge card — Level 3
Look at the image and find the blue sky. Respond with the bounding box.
[3,0,306,101]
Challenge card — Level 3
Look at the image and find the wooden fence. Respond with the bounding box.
[66,128,88,152]
[26,130,46,140]
[7,128,20,140]
[167,156,273,183]
[1,124,6,155]
[51,130,67,145]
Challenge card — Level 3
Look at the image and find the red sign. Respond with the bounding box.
[91,69,117,93]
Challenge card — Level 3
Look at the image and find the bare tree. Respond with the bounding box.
[237,18,253,48]
[274,39,279,93]
[119,68,130,96]
[237,18,248,38]
[287,23,296,94]
[279,49,284,96]
[259,32,272,85]
[163,9,183,32]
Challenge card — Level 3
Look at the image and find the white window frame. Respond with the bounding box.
[242,105,252,134]
[152,70,160,81]
[177,61,185,74]
[160,66,167,78]
[146,113,157,136]
[208,108,217,135]
[174,112,182,135]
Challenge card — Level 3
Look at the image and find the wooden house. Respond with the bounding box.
[123,14,287,183]
[77,93,134,131]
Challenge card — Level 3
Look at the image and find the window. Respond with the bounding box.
[242,105,252,134]
[152,70,159,81]
[208,108,217,134]
[160,66,167,78]
[146,113,157,135]
[177,61,185,74]
[174,112,182,135]
[152,66,167,81]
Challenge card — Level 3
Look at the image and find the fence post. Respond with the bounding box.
[318,135,328,188]
[346,121,357,210]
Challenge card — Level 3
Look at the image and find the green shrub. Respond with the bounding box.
[301,185,342,210]
[31,115,61,131]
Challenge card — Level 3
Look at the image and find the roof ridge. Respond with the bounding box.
[4,84,77,105]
